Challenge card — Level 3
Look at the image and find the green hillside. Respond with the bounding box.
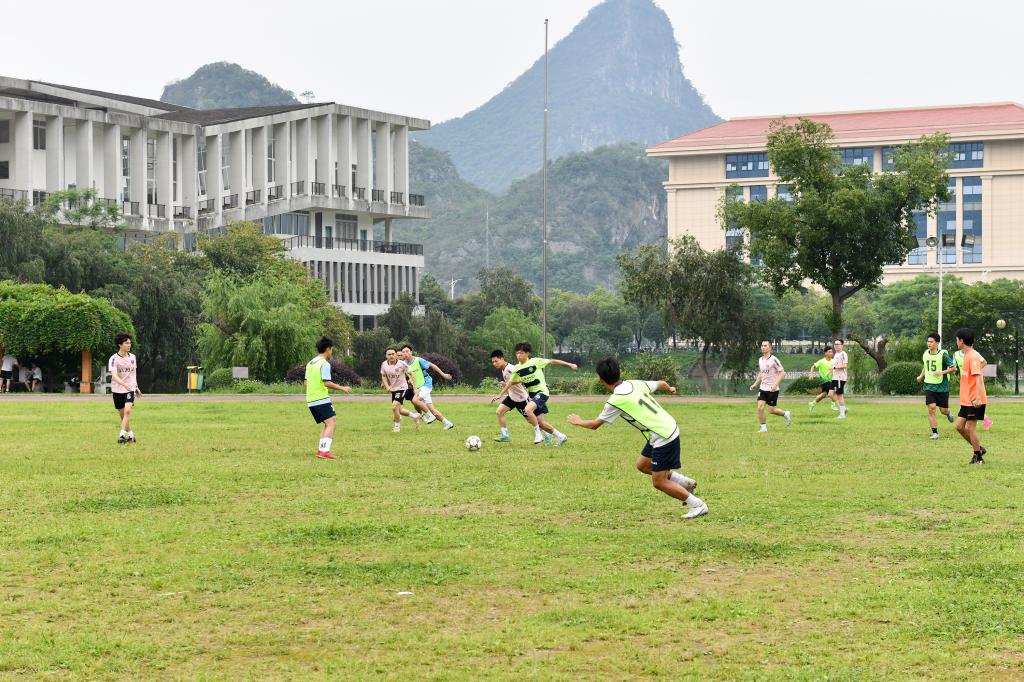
[161,62,299,109]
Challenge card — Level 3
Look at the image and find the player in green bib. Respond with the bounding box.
[502,342,577,446]
[567,357,708,520]
[304,337,353,459]
[916,332,957,439]
[807,347,838,413]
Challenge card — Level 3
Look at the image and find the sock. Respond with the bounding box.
[670,472,691,486]
[760,424,767,431]
[686,495,704,507]
[120,430,127,437]
[535,425,542,437]
[501,427,509,437]
[840,407,847,416]
[443,418,453,427]
[974,449,982,456]
[394,421,401,426]
[552,429,565,439]
[932,428,938,434]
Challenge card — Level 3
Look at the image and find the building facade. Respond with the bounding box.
[0,76,430,327]
[648,103,1024,283]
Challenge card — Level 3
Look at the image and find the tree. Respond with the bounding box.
[37,188,122,229]
[0,197,45,282]
[472,307,551,357]
[461,266,540,330]
[874,275,968,339]
[199,221,285,278]
[722,119,951,339]
[933,278,1024,379]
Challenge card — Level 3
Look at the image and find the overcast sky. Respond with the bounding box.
[3,0,1021,125]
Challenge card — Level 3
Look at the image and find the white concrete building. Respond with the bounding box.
[0,76,430,328]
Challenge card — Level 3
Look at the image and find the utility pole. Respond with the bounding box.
[542,18,549,356]
[485,209,490,269]
[449,276,461,300]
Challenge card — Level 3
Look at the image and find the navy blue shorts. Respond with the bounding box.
[501,395,528,416]
[641,437,681,472]
[528,392,549,415]
[309,402,336,424]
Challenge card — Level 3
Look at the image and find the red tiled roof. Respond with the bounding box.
[651,103,1024,151]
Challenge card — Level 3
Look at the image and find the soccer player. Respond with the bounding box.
[807,347,838,413]
[567,357,707,520]
[916,332,957,439]
[830,339,849,418]
[954,328,988,464]
[399,344,455,429]
[489,349,541,442]
[108,332,140,444]
[501,342,575,446]
[305,336,353,459]
[955,347,992,430]
[380,347,419,432]
[749,341,790,432]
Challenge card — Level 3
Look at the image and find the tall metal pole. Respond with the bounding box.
[542,18,549,356]
[1016,322,1020,396]
[937,247,944,341]
[485,209,490,269]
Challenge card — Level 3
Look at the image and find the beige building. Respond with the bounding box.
[648,103,1024,283]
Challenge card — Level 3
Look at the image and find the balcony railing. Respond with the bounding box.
[148,203,166,219]
[96,198,119,210]
[123,200,140,216]
[390,191,405,204]
[332,184,347,198]
[245,189,262,205]
[223,194,239,210]
[352,186,366,200]
[0,188,29,202]
[371,189,386,202]
[409,193,425,206]
[311,182,326,196]
[173,205,191,220]
[268,185,283,201]
[283,236,423,256]
[197,198,214,214]
[291,181,306,196]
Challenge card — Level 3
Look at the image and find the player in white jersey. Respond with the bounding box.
[108,332,141,444]
[489,349,542,442]
[830,339,849,419]
[380,347,420,432]
[749,341,791,432]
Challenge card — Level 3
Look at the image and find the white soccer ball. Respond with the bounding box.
[465,435,482,451]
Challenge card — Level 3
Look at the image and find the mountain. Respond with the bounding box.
[395,141,666,293]
[414,0,719,192]
[161,62,299,109]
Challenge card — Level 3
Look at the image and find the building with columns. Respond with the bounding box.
[0,76,430,328]
[648,103,1024,283]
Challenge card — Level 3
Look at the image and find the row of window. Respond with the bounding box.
[907,176,983,265]
[727,142,986,178]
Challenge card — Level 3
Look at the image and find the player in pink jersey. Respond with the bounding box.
[830,339,850,419]
[380,347,420,432]
[108,332,141,444]
[749,341,791,432]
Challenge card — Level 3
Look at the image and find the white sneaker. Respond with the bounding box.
[443,421,455,430]
[555,433,568,447]
[784,411,792,427]
[831,403,839,411]
[808,401,815,413]
[682,500,708,520]
[836,414,846,419]
[759,425,768,433]
[393,424,401,433]
[423,413,436,424]
[533,433,544,445]
[930,432,940,440]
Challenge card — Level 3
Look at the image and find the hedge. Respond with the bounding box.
[285,359,362,387]
[878,362,922,395]
[785,376,823,395]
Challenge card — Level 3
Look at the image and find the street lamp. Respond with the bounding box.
[920,234,955,340]
[996,316,1020,395]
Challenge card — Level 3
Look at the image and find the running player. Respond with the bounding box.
[489,349,541,442]
[109,332,140,444]
[380,347,419,432]
[399,344,455,429]
[954,328,988,464]
[830,339,849,419]
[955,347,992,430]
[305,336,353,459]
[567,357,707,520]
[749,340,790,432]
[807,347,838,413]
[916,332,956,439]
[501,342,575,446]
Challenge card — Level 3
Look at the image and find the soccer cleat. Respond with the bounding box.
[969,454,984,465]
[831,403,839,411]
[930,432,940,440]
[315,450,337,460]
[393,424,401,433]
[127,435,136,444]
[784,411,792,427]
[836,414,846,420]
[808,401,815,413]
[543,433,553,446]
[423,413,437,425]
[554,433,568,447]
[117,435,128,445]
[493,434,510,442]
[533,433,544,445]
[681,500,709,520]
[443,421,455,430]
[947,413,956,423]
[759,425,768,433]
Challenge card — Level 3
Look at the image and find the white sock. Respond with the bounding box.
[443,418,453,427]
[670,472,691,486]
[127,431,134,438]
[394,420,400,426]
[120,430,127,437]
[760,424,768,432]
[840,406,847,416]
[534,425,542,437]
[686,495,704,506]
[552,429,565,439]
[501,427,509,437]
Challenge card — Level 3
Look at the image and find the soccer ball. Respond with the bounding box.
[465,435,482,451]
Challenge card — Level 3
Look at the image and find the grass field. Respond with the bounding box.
[2,396,1023,680]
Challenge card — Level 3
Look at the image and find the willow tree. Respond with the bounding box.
[721,119,950,341]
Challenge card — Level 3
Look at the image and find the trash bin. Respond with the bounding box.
[186,365,204,393]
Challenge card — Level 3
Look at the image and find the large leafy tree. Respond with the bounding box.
[722,119,951,340]
[472,306,551,358]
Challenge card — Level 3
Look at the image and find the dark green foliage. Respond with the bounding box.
[422,352,461,385]
[886,337,929,363]
[351,327,394,379]
[0,198,45,282]
[204,367,234,390]
[160,62,299,109]
[630,353,679,384]
[285,359,361,386]
[879,362,924,395]
[785,376,821,395]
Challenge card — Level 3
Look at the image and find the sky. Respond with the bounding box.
[2,0,1021,125]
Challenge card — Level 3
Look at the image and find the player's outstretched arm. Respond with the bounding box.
[325,381,352,394]
[549,359,578,370]
[426,362,453,381]
[653,380,677,395]
[567,414,603,430]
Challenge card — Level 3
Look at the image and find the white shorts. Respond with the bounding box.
[417,386,433,404]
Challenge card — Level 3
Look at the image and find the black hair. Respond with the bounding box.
[316,336,334,354]
[385,346,398,353]
[514,342,532,354]
[490,350,504,359]
[400,344,413,352]
[928,332,941,343]
[595,357,621,385]
[114,332,131,347]
[834,339,845,346]
[955,327,975,346]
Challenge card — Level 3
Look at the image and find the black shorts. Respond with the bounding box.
[641,437,681,472]
[528,393,550,415]
[501,395,529,416]
[831,380,847,395]
[309,402,336,424]
[403,387,415,402]
[0,370,12,380]
[112,391,135,409]
[958,404,986,421]
[390,390,406,404]
[757,389,779,406]
[925,391,949,409]
[820,381,833,392]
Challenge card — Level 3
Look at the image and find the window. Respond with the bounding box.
[937,177,957,264]
[881,146,901,171]
[197,137,207,196]
[776,184,792,202]
[0,120,9,144]
[908,211,928,264]
[267,130,276,184]
[221,135,231,191]
[121,137,130,200]
[261,212,310,236]
[950,142,983,169]
[725,153,769,179]
[0,161,8,180]
[962,176,983,264]
[32,119,46,150]
[336,214,358,240]
[838,147,872,169]
[146,137,157,205]
[749,185,767,202]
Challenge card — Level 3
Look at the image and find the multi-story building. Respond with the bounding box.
[648,103,1024,283]
[0,76,430,328]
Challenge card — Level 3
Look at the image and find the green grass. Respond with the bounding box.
[2,398,1023,679]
